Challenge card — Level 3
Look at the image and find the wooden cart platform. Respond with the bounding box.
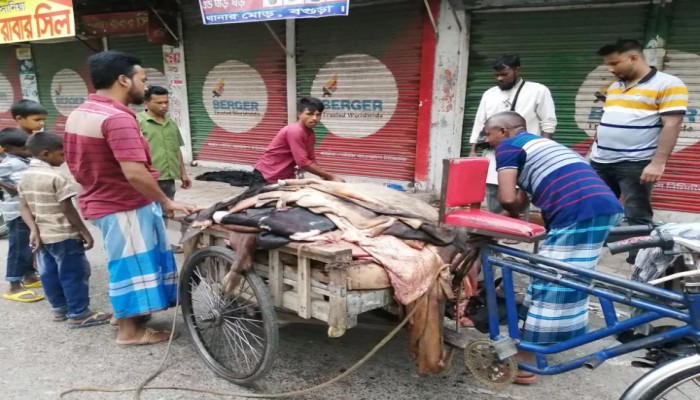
[181,225,397,338]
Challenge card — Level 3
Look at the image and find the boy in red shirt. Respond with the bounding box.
[253,97,343,184]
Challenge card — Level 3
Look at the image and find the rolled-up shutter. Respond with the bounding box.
[0,46,22,128]
[296,0,423,181]
[653,0,700,213]
[181,1,287,165]
[33,40,101,133]
[461,5,650,153]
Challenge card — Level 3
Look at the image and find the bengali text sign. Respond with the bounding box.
[0,0,75,44]
[199,0,348,25]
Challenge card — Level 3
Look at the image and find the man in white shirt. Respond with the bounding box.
[468,54,557,214]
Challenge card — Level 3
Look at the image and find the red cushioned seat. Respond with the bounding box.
[438,157,546,243]
[445,208,546,240]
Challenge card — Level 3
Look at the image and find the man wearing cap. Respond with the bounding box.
[468,53,557,214]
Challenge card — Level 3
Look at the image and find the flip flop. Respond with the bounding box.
[3,290,45,303]
[22,281,43,289]
[115,328,178,346]
[67,311,112,329]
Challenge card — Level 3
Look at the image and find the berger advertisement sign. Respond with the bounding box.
[311,54,398,138]
[50,68,86,117]
[202,60,268,133]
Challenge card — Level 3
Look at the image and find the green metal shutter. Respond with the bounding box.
[296,1,423,181]
[0,46,22,128]
[654,0,700,213]
[32,40,101,133]
[182,1,287,165]
[107,36,167,86]
[107,35,168,114]
[461,5,650,154]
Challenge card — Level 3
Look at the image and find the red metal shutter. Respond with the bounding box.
[652,0,700,213]
[296,1,424,181]
[181,1,287,165]
[0,46,22,128]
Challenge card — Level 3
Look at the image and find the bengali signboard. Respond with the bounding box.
[0,0,74,44]
[199,0,349,25]
[80,11,148,36]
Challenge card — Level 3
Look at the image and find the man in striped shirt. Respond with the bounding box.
[487,111,623,384]
[588,39,687,263]
[64,51,196,345]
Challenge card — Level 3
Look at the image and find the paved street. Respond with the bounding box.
[1,166,649,399]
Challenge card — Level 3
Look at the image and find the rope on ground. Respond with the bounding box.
[58,264,448,400]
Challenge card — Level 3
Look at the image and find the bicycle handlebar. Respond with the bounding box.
[607,233,675,255]
[608,224,657,238]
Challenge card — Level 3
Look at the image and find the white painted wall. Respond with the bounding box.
[286,19,297,125]
[426,0,469,193]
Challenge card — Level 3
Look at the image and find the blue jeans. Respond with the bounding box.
[38,239,92,319]
[5,218,36,282]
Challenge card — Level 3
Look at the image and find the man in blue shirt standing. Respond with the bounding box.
[485,111,623,384]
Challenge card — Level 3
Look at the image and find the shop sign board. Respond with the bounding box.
[0,0,74,44]
[199,0,348,25]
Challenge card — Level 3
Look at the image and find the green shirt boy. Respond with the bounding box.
[137,86,191,201]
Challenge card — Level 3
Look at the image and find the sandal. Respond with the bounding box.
[53,313,68,322]
[514,373,538,385]
[115,327,178,346]
[22,281,43,289]
[67,311,112,329]
[3,289,45,303]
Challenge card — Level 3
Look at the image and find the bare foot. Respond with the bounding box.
[22,274,41,285]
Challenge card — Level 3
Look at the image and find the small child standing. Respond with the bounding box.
[0,128,43,302]
[18,132,111,326]
[12,99,48,135]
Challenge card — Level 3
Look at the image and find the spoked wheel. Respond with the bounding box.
[464,339,517,387]
[181,246,278,385]
[622,354,700,400]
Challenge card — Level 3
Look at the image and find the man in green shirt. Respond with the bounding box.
[138,86,191,252]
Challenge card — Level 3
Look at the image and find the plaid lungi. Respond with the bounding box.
[93,202,178,319]
[521,213,622,344]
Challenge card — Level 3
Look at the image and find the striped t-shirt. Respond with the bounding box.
[18,159,82,244]
[0,154,30,222]
[496,133,623,229]
[64,94,159,220]
[591,68,688,163]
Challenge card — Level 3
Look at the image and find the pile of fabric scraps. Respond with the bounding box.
[184,179,472,373]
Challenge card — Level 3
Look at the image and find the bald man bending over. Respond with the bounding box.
[484,111,623,384]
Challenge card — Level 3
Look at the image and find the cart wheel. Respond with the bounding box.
[464,339,517,387]
[181,246,278,385]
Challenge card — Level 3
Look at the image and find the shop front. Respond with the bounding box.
[183,0,436,184]
[459,0,700,215]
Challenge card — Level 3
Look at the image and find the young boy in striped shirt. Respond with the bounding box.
[18,132,111,327]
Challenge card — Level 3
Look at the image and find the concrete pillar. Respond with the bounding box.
[427,0,469,193]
